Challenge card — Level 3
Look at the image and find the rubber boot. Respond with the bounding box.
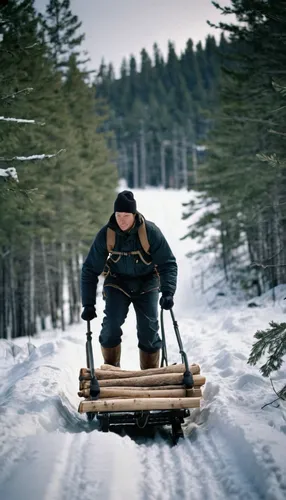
[101,344,121,367]
[139,349,160,370]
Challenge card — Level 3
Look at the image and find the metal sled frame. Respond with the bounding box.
[84,309,194,444]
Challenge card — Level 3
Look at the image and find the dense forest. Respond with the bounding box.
[183,0,286,296]
[0,0,117,338]
[95,33,227,188]
[1,0,285,339]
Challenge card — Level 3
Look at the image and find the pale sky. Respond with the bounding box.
[35,0,233,73]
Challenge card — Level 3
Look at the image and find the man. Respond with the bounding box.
[81,190,177,369]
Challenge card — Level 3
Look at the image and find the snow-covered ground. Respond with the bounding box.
[1,188,286,500]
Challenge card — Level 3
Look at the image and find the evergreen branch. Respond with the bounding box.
[272,379,286,401]
[268,129,286,137]
[1,88,34,100]
[251,262,286,269]
[0,116,45,125]
[272,81,286,97]
[0,167,18,181]
[24,42,39,50]
[251,247,285,269]
[0,149,66,162]
[270,105,286,114]
[248,321,286,377]
[261,379,286,409]
[214,113,278,126]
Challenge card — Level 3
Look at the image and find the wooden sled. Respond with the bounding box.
[78,309,206,444]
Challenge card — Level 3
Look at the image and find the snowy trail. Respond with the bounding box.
[1,188,286,500]
[1,408,284,500]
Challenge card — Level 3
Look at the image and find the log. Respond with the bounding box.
[77,387,202,399]
[80,373,205,389]
[99,363,199,372]
[79,363,200,380]
[79,383,191,393]
[99,363,201,375]
[78,397,201,413]
[99,364,119,371]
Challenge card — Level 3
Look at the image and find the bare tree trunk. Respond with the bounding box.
[140,121,146,189]
[75,246,81,322]
[50,241,58,329]
[67,243,79,325]
[133,141,139,188]
[220,222,229,282]
[28,238,36,336]
[121,144,129,182]
[258,211,267,292]
[41,237,53,329]
[59,241,65,331]
[0,252,8,339]
[70,243,81,323]
[181,134,188,189]
[272,192,282,284]
[192,145,198,186]
[160,141,166,188]
[9,251,17,339]
[172,127,179,189]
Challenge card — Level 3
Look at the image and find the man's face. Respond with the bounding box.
[115,212,135,231]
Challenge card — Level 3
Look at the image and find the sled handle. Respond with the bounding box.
[160,308,194,388]
[85,320,100,399]
[160,308,168,367]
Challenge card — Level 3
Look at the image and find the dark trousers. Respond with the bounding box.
[99,286,162,353]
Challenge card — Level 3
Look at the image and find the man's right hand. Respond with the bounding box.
[81,305,97,321]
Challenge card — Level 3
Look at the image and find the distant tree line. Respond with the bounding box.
[95,34,228,189]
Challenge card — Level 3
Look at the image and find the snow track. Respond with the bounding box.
[136,424,277,500]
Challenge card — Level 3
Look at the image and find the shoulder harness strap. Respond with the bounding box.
[106,227,116,253]
[138,217,150,254]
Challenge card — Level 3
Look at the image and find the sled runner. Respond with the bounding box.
[77,309,205,444]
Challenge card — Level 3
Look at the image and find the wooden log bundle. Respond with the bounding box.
[77,362,205,413]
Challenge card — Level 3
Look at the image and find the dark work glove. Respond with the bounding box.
[159,292,174,310]
[81,305,97,321]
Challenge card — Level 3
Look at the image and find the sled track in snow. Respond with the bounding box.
[138,424,284,500]
[44,432,110,500]
[0,405,286,500]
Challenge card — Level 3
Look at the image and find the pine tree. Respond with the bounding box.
[248,321,286,402]
[139,48,153,103]
[40,0,85,71]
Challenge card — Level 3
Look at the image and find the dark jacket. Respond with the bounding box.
[81,213,177,306]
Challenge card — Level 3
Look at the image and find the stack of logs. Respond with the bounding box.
[78,363,206,413]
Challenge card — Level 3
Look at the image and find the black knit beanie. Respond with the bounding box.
[114,190,137,213]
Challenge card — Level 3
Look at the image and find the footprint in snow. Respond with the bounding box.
[234,373,268,390]
[219,367,234,378]
[214,350,232,369]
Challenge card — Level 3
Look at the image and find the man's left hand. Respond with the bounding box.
[159,293,174,310]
